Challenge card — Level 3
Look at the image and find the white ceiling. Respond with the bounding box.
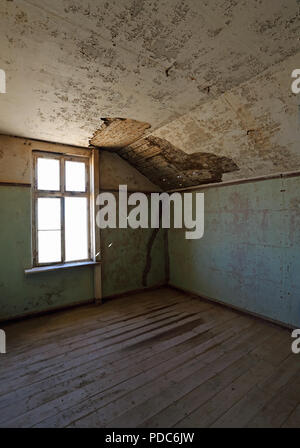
[0,0,299,148]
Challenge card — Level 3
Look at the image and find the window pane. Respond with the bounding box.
[38,198,61,230]
[37,158,60,191]
[38,230,61,263]
[65,161,86,192]
[65,197,88,262]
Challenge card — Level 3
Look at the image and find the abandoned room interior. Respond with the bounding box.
[0,0,300,430]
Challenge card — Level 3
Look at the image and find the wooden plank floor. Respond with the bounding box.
[0,287,299,428]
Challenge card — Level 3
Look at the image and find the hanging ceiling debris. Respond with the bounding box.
[91,118,239,190]
[90,118,151,149]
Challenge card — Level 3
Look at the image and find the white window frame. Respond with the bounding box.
[32,150,92,267]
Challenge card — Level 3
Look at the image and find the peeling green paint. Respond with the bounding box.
[100,193,167,298]
[0,186,167,320]
[0,186,94,320]
[168,176,300,328]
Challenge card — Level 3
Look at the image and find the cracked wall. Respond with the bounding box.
[100,195,167,298]
[0,134,167,320]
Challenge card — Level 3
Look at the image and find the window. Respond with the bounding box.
[32,152,91,266]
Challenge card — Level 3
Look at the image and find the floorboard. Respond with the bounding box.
[0,287,298,428]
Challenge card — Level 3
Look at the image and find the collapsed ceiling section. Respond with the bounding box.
[90,118,151,149]
[90,43,300,190]
[0,1,300,186]
[118,136,239,190]
[90,118,239,190]
[0,0,299,147]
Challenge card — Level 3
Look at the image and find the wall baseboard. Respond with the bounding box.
[2,283,294,331]
[101,283,167,303]
[0,182,31,188]
[0,298,96,325]
[0,283,168,325]
[169,284,296,331]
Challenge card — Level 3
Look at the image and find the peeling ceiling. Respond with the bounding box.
[90,118,239,189]
[0,0,299,188]
[90,117,151,148]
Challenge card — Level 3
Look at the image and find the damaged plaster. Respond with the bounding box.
[0,1,299,185]
[143,225,161,287]
[143,204,170,287]
[118,135,239,189]
[91,118,239,189]
[150,52,300,182]
[0,0,299,148]
[90,117,151,148]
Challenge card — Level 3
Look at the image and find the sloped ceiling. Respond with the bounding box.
[90,118,239,189]
[0,0,299,188]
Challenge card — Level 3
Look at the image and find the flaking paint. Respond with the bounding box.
[168,175,300,328]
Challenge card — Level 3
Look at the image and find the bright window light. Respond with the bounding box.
[65,197,88,262]
[37,158,60,191]
[33,153,91,266]
[65,161,86,192]
[38,230,61,264]
[37,198,61,231]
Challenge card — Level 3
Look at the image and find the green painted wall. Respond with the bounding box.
[101,193,167,298]
[3,175,298,327]
[168,176,300,328]
[0,186,167,320]
[0,186,94,320]
[101,226,166,297]
[0,138,167,321]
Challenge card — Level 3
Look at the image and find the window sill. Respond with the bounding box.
[24,261,101,275]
